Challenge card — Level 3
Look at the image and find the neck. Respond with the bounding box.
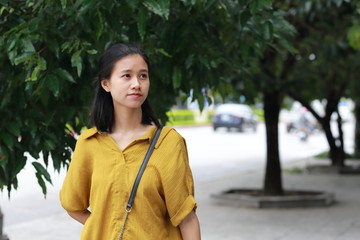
[112,106,144,133]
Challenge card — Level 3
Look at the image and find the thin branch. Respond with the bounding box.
[287,90,322,122]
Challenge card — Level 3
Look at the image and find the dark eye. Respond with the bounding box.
[122,74,131,78]
[140,74,148,79]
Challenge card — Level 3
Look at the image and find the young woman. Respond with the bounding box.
[60,44,201,239]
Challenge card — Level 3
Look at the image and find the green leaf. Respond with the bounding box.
[204,0,218,11]
[43,151,50,167]
[96,10,104,40]
[155,48,172,57]
[14,52,33,65]
[35,172,47,196]
[304,1,312,13]
[172,67,181,88]
[197,94,205,111]
[0,132,14,149]
[38,57,47,70]
[54,68,76,83]
[126,0,139,9]
[334,0,343,7]
[86,49,98,55]
[0,6,6,16]
[7,39,16,53]
[143,0,170,19]
[61,41,71,52]
[46,75,61,97]
[348,24,360,50]
[185,55,194,69]
[264,21,274,41]
[259,0,272,9]
[8,49,16,65]
[32,162,52,184]
[44,139,56,151]
[65,123,75,132]
[60,0,67,9]
[13,155,26,177]
[26,119,38,139]
[29,66,40,81]
[240,10,252,27]
[137,8,147,40]
[7,122,21,136]
[71,52,82,77]
[249,0,260,14]
[47,39,60,58]
[249,0,272,14]
[28,18,41,32]
[22,39,36,53]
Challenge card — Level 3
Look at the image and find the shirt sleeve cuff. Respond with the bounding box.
[170,195,197,227]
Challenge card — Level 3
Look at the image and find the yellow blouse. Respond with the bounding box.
[60,126,197,240]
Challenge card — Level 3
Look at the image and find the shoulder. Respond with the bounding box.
[78,127,99,140]
[155,126,185,149]
[73,127,100,149]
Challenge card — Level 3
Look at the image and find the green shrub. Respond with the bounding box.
[166,109,195,126]
[252,108,264,122]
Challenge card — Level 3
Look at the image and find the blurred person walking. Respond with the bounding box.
[296,108,314,141]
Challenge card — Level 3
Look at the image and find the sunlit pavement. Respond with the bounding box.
[1,123,359,239]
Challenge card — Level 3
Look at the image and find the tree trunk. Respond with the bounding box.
[336,109,345,164]
[263,90,284,196]
[354,99,360,157]
[320,117,345,167]
[0,208,9,240]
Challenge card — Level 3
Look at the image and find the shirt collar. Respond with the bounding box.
[81,127,99,139]
[81,126,173,149]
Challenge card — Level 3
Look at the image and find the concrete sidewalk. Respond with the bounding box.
[2,158,360,240]
[197,159,360,240]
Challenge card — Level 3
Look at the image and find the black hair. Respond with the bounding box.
[91,43,161,132]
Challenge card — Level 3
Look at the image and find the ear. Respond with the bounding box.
[101,79,110,92]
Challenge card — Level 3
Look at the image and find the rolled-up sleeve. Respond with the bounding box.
[161,135,197,227]
[60,135,92,212]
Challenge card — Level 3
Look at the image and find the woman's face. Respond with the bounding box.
[101,54,150,110]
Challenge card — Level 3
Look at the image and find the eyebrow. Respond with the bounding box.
[120,69,148,73]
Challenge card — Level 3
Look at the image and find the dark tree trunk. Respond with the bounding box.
[288,90,346,167]
[320,117,345,167]
[335,109,345,164]
[0,208,9,240]
[263,90,284,196]
[354,99,360,157]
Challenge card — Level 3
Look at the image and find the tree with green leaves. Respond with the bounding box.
[0,0,279,196]
[283,0,359,167]
[230,15,296,195]
[231,0,359,194]
[347,5,360,157]
[250,19,297,195]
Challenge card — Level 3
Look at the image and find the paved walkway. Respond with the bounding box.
[1,158,360,240]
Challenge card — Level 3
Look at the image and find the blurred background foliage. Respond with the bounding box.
[0,0,359,196]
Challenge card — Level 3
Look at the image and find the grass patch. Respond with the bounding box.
[283,167,306,174]
[315,151,329,159]
[315,151,360,160]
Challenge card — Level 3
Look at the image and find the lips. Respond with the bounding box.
[128,93,142,98]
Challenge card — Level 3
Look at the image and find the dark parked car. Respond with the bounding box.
[212,103,258,132]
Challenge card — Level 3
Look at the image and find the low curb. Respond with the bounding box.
[306,165,360,175]
[210,189,335,208]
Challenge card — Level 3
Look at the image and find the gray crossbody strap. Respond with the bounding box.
[118,125,163,240]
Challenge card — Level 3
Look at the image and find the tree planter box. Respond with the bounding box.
[211,189,335,208]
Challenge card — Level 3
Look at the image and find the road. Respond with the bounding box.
[0,122,355,238]
[183,122,353,182]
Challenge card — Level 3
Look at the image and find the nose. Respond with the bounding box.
[131,76,140,89]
